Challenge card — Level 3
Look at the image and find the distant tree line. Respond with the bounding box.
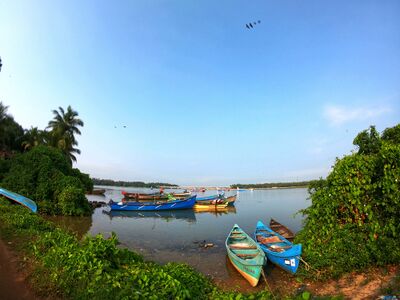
[230,181,311,189]
[92,178,178,188]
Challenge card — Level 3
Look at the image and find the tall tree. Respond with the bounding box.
[21,127,48,151]
[47,106,84,163]
[0,101,24,153]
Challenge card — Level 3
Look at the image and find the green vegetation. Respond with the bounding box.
[92,178,178,188]
[0,102,92,216]
[231,181,310,189]
[296,124,400,278]
[0,199,273,299]
[2,145,92,215]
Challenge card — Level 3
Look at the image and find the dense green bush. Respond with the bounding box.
[296,124,400,278]
[1,145,92,216]
[0,199,273,300]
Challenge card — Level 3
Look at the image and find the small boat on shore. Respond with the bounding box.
[110,195,196,211]
[0,187,37,213]
[254,220,301,274]
[226,224,265,287]
[269,218,295,240]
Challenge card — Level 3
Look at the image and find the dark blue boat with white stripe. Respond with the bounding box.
[109,195,196,211]
[254,220,302,274]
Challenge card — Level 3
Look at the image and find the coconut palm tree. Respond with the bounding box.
[21,127,48,151]
[47,106,84,163]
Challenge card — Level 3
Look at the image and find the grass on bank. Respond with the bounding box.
[0,199,278,300]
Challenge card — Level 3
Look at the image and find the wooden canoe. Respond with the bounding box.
[226,224,265,287]
[255,220,302,274]
[269,218,295,240]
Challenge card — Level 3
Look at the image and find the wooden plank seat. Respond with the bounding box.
[229,244,258,249]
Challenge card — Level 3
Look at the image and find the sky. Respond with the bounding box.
[0,0,399,186]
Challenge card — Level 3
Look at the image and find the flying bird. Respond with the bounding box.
[245,20,261,29]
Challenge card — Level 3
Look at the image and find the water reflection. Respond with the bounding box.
[103,209,197,223]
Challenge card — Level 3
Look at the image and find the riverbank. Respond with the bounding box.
[0,238,45,300]
[1,201,398,299]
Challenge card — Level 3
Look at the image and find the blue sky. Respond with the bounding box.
[0,0,399,185]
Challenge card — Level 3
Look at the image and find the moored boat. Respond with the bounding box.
[269,218,295,240]
[0,187,37,213]
[226,224,266,287]
[122,191,169,201]
[110,195,196,211]
[254,220,302,274]
[223,194,237,206]
[193,201,229,210]
[196,193,224,202]
[171,192,192,199]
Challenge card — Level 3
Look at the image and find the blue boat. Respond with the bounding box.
[0,187,38,213]
[109,195,196,211]
[254,220,302,274]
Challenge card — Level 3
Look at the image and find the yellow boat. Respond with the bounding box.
[193,202,229,211]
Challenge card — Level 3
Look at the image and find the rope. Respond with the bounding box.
[300,257,322,277]
[261,269,276,300]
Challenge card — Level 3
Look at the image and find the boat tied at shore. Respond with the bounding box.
[254,220,302,274]
[226,224,266,287]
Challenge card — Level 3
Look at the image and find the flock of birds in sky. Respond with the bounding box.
[246,20,261,29]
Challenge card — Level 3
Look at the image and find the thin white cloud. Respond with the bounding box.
[324,105,391,126]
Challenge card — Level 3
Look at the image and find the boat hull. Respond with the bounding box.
[193,202,228,210]
[110,196,196,211]
[0,187,37,213]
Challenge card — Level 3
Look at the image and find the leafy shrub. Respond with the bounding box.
[296,124,400,278]
[1,145,92,215]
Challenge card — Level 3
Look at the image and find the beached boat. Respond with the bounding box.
[269,218,295,240]
[193,201,229,210]
[226,224,265,287]
[109,195,196,211]
[254,220,302,274]
[0,187,37,213]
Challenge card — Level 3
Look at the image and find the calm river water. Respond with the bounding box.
[53,187,310,290]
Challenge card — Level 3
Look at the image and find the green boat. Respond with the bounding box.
[225,224,266,287]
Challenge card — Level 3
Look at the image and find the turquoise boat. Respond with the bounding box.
[254,220,302,274]
[0,187,38,213]
[225,224,266,287]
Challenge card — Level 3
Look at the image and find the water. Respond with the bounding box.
[56,187,310,290]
